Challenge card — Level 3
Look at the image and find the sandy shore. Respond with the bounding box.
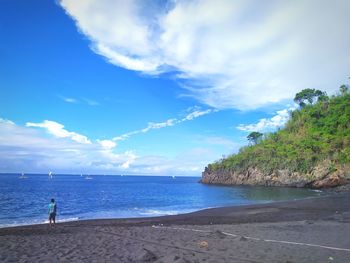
[1,192,350,262]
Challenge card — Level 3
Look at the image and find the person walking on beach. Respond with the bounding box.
[48,198,57,227]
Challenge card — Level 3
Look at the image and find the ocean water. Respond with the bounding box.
[0,174,324,228]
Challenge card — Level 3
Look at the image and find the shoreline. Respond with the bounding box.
[0,188,346,230]
[1,191,349,262]
[55,189,350,226]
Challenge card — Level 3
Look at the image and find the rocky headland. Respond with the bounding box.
[201,161,350,189]
[201,87,350,189]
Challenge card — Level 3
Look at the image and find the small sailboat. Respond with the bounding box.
[172,175,176,179]
[80,173,83,177]
[49,171,53,179]
[85,174,93,180]
[19,172,27,179]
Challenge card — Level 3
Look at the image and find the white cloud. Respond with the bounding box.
[26,120,92,144]
[181,109,216,121]
[0,117,218,175]
[59,95,78,104]
[119,151,137,169]
[237,107,295,132]
[60,0,350,109]
[64,98,77,103]
[0,118,15,125]
[113,107,215,141]
[141,118,177,133]
[59,95,100,106]
[97,139,117,150]
[0,118,139,173]
[0,119,94,172]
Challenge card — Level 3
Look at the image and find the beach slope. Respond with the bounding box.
[1,192,350,262]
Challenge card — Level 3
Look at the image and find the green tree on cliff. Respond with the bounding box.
[247,131,263,145]
[340,84,349,95]
[294,88,327,108]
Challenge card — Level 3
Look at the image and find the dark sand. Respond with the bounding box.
[1,192,350,262]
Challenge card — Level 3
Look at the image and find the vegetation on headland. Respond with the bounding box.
[208,85,350,175]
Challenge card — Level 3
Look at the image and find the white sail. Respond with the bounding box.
[19,172,27,179]
[85,174,93,180]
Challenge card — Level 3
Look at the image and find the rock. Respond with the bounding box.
[198,241,208,248]
[311,173,341,188]
[201,161,350,189]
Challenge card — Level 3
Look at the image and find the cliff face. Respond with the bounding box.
[201,161,350,188]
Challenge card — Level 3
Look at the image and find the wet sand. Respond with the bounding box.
[1,192,350,262]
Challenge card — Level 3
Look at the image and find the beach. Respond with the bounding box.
[1,191,350,262]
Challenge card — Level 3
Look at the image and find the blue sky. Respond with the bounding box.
[1,0,349,175]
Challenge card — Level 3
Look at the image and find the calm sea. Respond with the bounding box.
[0,174,323,227]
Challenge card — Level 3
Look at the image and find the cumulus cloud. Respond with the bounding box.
[0,117,221,175]
[113,108,216,141]
[0,118,139,173]
[60,0,350,109]
[26,120,92,144]
[119,151,137,169]
[237,107,295,132]
[97,139,117,150]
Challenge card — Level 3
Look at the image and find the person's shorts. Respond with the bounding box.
[49,212,56,220]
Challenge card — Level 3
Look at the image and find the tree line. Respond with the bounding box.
[210,84,350,175]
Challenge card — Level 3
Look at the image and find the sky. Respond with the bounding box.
[0,0,349,176]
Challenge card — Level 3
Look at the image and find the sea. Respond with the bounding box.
[0,174,324,228]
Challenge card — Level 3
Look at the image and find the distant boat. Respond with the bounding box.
[80,173,83,177]
[85,175,93,180]
[49,171,53,179]
[19,172,27,179]
[172,176,176,179]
